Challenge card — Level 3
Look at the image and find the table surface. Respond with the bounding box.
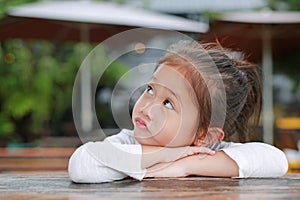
[0,173,300,200]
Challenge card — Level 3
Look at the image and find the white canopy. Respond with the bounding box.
[7,0,208,33]
[219,11,300,24]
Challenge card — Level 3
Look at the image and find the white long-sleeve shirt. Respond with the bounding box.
[68,129,288,183]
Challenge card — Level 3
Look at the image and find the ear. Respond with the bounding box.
[193,127,224,147]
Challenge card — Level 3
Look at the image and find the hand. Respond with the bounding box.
[145,158,190,178]
[141,145,215,169]
[146,151,239,178]
[163,146,215,163]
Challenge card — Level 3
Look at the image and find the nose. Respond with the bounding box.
[140,101,152,120]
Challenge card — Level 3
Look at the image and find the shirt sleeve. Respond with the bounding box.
[68,129,146,183]
[68,144,128,183]
[220,142,288,178]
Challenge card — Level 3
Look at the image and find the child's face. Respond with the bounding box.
[132,64,199,147]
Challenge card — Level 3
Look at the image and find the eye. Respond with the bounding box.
[146,85,154,95]
[163,99,174,109]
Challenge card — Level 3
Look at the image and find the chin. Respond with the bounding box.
[136,138,152,145]
[134,135,157,146]
[133,130,147,143]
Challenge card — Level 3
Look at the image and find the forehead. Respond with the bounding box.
[151,64,196,103]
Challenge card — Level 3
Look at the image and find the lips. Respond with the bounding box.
[135,117,147,129]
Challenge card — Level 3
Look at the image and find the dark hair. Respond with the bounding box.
[157,40,262,142]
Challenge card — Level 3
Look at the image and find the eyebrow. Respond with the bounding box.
[150,76,180,101]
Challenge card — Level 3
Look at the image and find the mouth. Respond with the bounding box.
[135,117,147,129]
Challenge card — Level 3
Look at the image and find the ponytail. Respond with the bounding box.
[233,60,262,142]
[201,43,263,142]
[203,43,262,142]
[233,61,262,142]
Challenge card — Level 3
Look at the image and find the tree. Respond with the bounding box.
[0,0,130,146]
[266,0,300,11]
[0,0,39,18]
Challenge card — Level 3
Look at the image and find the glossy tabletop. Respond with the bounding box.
[0,173,300,200]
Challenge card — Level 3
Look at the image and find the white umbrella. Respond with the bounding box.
[0,0,208,42]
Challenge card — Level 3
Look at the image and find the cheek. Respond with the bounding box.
[173,109,199,144]
[152,114,181,145]
[148,105,167,133]
[132,101,139,116]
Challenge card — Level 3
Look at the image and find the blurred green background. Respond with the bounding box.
[0,0,299,147]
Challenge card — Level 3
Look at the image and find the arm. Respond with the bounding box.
[68,130,146,183]
[145,151,238,178]
[146,142,288,178]
[68,140,147,183]
[221,142,288,178]
[68,141,214,183]
[141,145,215,169]
[68,143,128,183]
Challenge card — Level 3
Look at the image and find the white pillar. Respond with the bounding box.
[80,24,93,132]
[262,27,274,144]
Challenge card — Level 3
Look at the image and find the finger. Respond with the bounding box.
[195,147,215,155]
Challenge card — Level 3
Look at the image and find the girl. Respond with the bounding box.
[68,41,288,183]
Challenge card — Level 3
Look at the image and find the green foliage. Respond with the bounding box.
[96,59,130,128]
[100,61,129,87]
[0,114,14,137]
[0,0,39,18]
[201,10,222,23]
[266,0,300,11]
[0,0,130,146]
[0,39,75,143]
[0,39,129,145]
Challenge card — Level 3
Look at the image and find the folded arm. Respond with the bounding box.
[141,145,215,168]
[68,141,213,183]
[222,142,288,178]
[145,150,238,178]
[68,130,146,183]
[146,142,288,178]
[68,143,129,183]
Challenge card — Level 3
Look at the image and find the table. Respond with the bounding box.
[0,173,299,199]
